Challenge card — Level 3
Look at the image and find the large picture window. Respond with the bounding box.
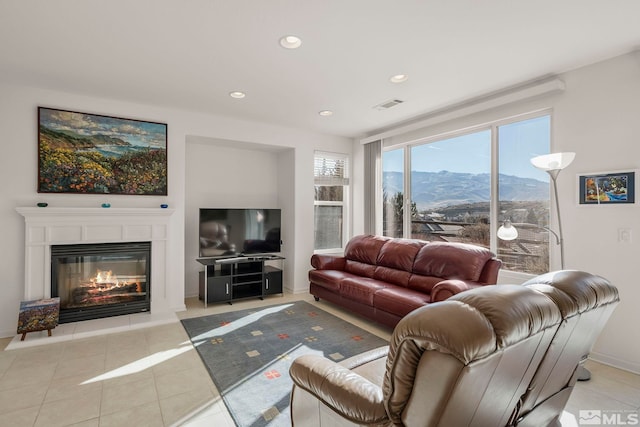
[314,151,349,252]
[410,130,491,247]
[382,114,550,274]
[497,116,551,274]
[382,148,405,238]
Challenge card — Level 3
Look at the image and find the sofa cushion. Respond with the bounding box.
[345,260,377,278]
[373,286,431,318]
[376,238,423,271]
[344,235,388,265]
[374,266,412,287]
[413,242,494,282]
[407,274,443,294]
[341,277,388,306]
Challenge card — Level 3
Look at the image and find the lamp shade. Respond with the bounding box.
[497,220,518,241]
[530,152,575,171]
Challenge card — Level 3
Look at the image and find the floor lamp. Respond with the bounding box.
[497,152,575,269]
[529,152,575,269]
[498,152,592,380]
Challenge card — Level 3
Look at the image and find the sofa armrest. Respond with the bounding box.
[479,258,502,284]
[431,279,484,302]
[311,254,346,270]
[290,354,388,424]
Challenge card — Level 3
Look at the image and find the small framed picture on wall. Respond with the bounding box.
[578,170,636,205]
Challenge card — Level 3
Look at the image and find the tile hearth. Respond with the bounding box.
[6,311,178,351]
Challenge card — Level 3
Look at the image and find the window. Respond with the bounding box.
[314,151,349,251]
[410,130,491,247]
[382,148,404,238]
[497,116,551,274]
[382,114,550,274]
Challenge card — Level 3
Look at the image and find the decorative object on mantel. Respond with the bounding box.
[160,203,168,208]
[17,297,60,341]
[578,170,636,205]
[36,202,48,207]
[38,107,168,196]
[101,203,111,208]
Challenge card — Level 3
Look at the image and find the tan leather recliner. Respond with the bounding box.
[290,284,562,426]
[289,271,618,427]
[511,270,620,427]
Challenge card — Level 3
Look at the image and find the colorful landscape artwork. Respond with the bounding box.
[17,297,60,340]
[38,107,167,195]
[579,171,635,204]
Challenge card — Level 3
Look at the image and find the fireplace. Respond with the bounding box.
[16,206,182,329]
[51,241,151,323]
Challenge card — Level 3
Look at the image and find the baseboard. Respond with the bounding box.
[589,351,640,375]
[0,328,17,339]
[284,286,308,295]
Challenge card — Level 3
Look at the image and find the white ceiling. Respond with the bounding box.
[1,1,639,139]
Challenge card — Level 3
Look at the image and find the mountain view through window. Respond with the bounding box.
[382,115,550,274]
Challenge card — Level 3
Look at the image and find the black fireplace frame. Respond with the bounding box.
[51,241,151,323]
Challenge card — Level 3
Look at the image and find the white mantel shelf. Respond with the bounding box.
[17,206,175,218]
[16,206,180,331]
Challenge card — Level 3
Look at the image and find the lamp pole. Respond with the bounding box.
[548,169,565,269]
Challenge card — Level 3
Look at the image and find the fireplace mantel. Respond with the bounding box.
[16,207,176,317]
[17,206,174,219]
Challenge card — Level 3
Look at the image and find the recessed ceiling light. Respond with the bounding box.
[229,91,246,99]
[390,74,409,83]
[318,110,333,117]
[279,35,302,49]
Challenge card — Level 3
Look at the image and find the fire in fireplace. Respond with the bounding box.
[51,242,151,323]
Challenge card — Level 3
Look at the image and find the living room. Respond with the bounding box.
[1,1,639,425]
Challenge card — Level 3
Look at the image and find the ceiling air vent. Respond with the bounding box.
[374,99,404,110]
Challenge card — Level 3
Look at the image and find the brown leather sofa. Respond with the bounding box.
[309,234,502,327]
[290,270,619,427]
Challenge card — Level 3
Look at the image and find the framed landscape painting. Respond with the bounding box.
[38,107,167,195]
[578,171,635,205]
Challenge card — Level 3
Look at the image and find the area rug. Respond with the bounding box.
[180,300,389,427]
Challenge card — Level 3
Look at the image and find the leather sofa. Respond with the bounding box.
[290,270,619,427]
[309,234,502,327]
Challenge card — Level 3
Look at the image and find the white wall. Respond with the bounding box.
[0,81,351,338]
[277,148,297,292]
[555,52,640,373]
[351,51,640,373]
[184,137,287,297]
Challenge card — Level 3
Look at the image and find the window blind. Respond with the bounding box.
[314,151,349,186]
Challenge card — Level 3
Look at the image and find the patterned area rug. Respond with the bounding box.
[180,300,389,427]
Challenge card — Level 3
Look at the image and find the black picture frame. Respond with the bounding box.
[578,171,635,205]
[38,107,167,195]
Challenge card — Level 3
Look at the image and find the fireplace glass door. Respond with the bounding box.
[51,241,151,323]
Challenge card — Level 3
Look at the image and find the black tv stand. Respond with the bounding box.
[197,255,284,306]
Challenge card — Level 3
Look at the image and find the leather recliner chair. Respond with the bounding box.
[289,271,618,427]
[511,270,620,426]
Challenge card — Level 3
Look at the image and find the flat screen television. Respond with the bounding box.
[199,208,281,258]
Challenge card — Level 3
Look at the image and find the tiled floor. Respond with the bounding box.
[0,293,638,426]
